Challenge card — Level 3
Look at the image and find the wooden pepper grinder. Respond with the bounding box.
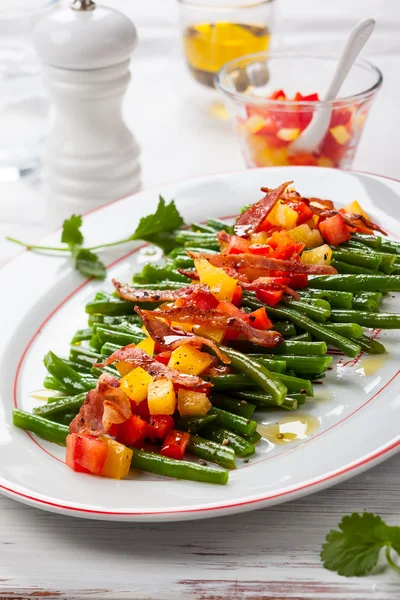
[33,0,141,210]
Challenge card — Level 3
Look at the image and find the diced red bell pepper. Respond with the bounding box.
[267,231,305,260]
[231,284,243,306]
[256,218,277,234]
[133,399,151,420]
[269,89,287,100]
[155,352,172,366]
[255,289,284,307]
[288,153,318,166]
[289,273,309,289]
[217,301,248,320]
[302,93,320,102]
[66,433,108,475]
[330,108,352,127]
[108,424,120,437]
[285,200,314,225]
[160,430,190,460]
[147,415,175,442]
[248,307,273,330]
[319,213,351,245]
[225,235,250,255]
[248,244,272,256]
[117,415,148,447]
[191,288,219,310]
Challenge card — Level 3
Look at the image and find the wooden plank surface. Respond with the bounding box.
[1,454,399,599]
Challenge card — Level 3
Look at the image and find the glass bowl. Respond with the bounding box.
[215,52,383,169]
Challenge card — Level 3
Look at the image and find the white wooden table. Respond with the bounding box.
[1,1,400,598]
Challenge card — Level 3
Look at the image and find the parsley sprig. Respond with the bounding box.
[321,512,400,577]
[7,197,184,280]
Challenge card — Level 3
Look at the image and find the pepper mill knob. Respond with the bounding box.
[33,1,141,211]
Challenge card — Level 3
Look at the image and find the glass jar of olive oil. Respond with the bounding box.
[178,0,276,89]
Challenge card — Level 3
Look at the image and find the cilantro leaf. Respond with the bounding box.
[61,215,84,246]
[129,196,184,252]
[321,513,400,577]
[72,247,106,280]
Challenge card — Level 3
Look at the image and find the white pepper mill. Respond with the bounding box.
[32,0,141,210]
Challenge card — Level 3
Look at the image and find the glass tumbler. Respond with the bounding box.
[215,52,382,169]
[178,0,276,89]
[0,1,58,182]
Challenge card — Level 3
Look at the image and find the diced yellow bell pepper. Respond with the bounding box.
[245,114,266,134]
[301,244,332,265]
[115,361,134,377]
[194,258,237,302]
[254,145,289,167]
[171,321,193,332]
[248,231,270,245]
[177,389,212,417]
[148,379,177,415]
[276,127,301,141]
[317,156,334,168]
[168,345,213,376]
[193,323,226,344]
[329,125,352,145]
[342,200,370,220]
[100,437,133,479]
[268,201,298,230]
[137,337,155,356]
[120,366,154,404]
[288,224,323,248]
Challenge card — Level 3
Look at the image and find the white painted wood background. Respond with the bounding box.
[1,1,400,598]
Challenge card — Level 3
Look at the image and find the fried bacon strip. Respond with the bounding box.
[136,307,230,363]
[69,373,131,436]
[145,306,283,348]
[186,251,337,275]
[114,279,211,303]
[241,277,299,299]
[234,181,292,237]
[95,345,212,391]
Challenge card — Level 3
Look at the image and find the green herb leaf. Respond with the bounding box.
[321,513,400,577]
[72,247,106,280]
[61,215,84,246]
[130,196,184,252]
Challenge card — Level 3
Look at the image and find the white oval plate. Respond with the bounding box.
[1,166,400,521]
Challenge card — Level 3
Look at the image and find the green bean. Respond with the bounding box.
[308,274,400,292]
[281,299,331,322]
[291,332,312,341]
[95,326,145,348]
[342,242,397,273]
[210,394,256,418]
[351,233,382,249]
[210,372,314,397]
[43,375,70,394]
[380,238,400,255]
[271,322,297,337]
[207,218,233,233]
[69,346,105,370]
[85,298,135,316]
[351,334,386,354]
[175,231,220,250]
[13,409,69,445]
[44,351,97,395]
[191,223,217,234]
[209,407,257,436]
[352,292,382,312]
[71,328,92,344]
[33,393,85,418]
[100,342,121,356]
[324,322,364,339]
[201,425,255,457]
[50,412,78,426]
[129,447,228,485]
[173,255,195,269]
[329,310,400,329]
[331,259,379,275]
[250,354,332,376]
[275,373,314,396]
[234,391,304,410]
[133,263,190,284]
[245,431,262,444]
[187,436,236,469]
[242,295,361,358]
[174,413,218,434]
[63,359,92,374]
[299,289,353,309]
[331,248,382,270]
[219,345,287,405]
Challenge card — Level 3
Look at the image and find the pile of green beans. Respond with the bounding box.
[14,219,399,485]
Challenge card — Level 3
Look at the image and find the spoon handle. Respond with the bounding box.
[323,18,376,101]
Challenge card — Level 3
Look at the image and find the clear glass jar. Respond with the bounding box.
[216,52,382,169]
[178,0,276,89]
